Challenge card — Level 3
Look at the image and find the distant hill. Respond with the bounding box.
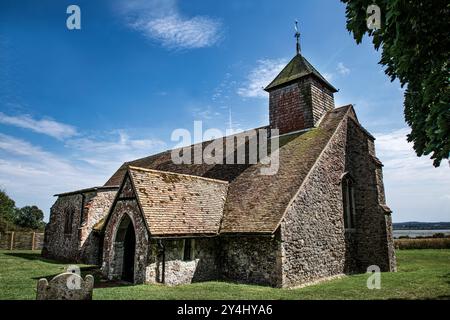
[393,222,450,230]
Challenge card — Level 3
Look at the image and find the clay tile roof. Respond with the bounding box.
[264,54,338,92]
[220,106,349,233]
[104,127,268,187]
[106,106,351,235]
[128,166,228,236]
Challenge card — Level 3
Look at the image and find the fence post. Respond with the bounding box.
[10,231,14,250]
[31,232,36,251]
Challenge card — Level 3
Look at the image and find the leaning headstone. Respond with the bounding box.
[36,265,94,300]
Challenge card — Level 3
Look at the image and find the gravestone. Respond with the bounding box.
[36,265,94,300]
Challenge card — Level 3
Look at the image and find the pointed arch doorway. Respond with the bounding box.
[114,214,136,283]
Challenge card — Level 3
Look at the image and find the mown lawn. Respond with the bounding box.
[0,249,449,300]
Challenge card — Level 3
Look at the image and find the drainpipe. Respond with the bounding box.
[79,193,86,227]
[157,240,165,284]
[77,193,86,262]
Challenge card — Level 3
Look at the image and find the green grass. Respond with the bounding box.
[0,250,449,300]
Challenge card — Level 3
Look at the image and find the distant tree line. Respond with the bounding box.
[0,190,46,232]
[393,222,450,230]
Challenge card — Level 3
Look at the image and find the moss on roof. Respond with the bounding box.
[127,167,228,236]
[104,106,352,234]
[265,54,338,92]
[220,108,348,234]
[93,217,105,233]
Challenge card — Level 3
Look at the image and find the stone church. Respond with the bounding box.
[43,48,397,287]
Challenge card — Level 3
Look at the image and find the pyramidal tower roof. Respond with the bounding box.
[264,53,338,92]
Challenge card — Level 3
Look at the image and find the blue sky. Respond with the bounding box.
[0,0,449,222]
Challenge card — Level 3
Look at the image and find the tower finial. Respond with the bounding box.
[294,20,301,55]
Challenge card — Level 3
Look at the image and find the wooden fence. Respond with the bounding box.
[0,232,44,250]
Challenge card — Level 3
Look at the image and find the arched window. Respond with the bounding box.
[342,174,356,230]
[64,207,74,235]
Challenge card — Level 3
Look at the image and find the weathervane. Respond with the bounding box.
[294,20,301,55]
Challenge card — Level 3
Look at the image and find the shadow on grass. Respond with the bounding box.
[30,267,134,289]
[31,268,134,289]
[4,252,133,289]
[443,272,450,285]
[4,252,68,264]
[31,266,97,280]
[94,279,136,289]
[33,267,135,289]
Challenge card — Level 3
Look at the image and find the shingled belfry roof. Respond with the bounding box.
[105,106,352,235]
[264,54,338,92]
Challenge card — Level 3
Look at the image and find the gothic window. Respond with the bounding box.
[342,174,356,230]
[64,206,75,235]
[183,239,194,261]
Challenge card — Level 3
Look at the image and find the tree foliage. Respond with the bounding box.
[341,0,449,166]
[0,190,16,232]
[14,206,45,230]
[0,190,45,231]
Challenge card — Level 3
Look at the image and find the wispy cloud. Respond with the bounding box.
[117,0,222,49]
[0,124,166,219]
[212,72,235,105]
[0,133,76,174]
[0,112,77,140]
[66,130,166,171]
[337,62,350,76]
[317,62,349,84]
[191,106,221,121]
[237,58,287,98]
[0,133,100,215]
[375,128,450,222]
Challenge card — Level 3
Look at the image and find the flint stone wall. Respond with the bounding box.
[146,238,219,285]
[42,189,117,264]
[280,115,349,288]
[219,235,282,287]
[42,194,82,262]
[279,113,396,288]
[345,118,396,272]
[78,190,117,264]
[143,234,283,287]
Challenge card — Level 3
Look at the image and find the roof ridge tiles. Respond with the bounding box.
[127,166,229,185]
